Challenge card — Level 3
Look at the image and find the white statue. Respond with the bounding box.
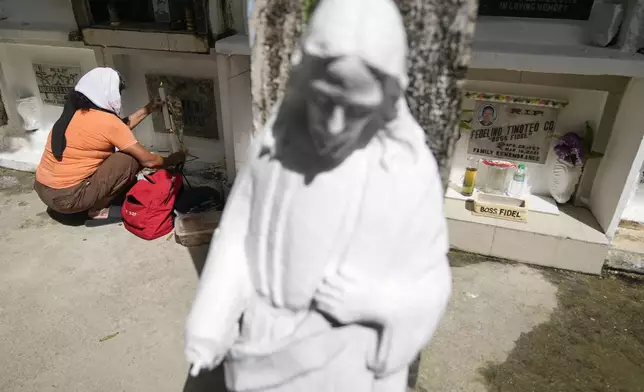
[185,0,451,390]
[549,159,583,204]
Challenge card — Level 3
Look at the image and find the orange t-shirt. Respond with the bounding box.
[36,109,138,189]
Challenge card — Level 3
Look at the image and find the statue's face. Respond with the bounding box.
[307,56,383,159]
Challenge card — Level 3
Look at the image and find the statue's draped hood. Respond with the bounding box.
[302,0,408,86]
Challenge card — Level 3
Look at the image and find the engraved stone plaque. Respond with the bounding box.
[33,64,82,106]
[146,74,218,140]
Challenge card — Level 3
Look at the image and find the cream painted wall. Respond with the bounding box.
[112,51,225,166]
[590,78,644,237]
[215,54,252,180]
[621,163,644,224]
[0,0,76,30]
[450,80,608,196]
[229,70,252,170]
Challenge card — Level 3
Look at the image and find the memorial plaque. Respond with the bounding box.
[146,75,218,140]
[0,89,7,126]
[478,0,595,20]
[33,64,82,106]
[467,94,566,165]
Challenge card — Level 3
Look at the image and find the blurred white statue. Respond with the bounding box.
[185,0,451,390]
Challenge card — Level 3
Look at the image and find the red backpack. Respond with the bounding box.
[121,169,183,240]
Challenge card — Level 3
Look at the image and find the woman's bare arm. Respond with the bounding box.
[122,143,186,169]
[125,98,163,130]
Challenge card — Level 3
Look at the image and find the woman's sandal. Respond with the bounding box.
[84,205,123,227]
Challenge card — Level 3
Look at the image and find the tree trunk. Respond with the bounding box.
[248,0,478,389]
[249,0,304,132]
[394,0,479,187]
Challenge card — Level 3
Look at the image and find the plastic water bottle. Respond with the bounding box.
[509,164,527,198]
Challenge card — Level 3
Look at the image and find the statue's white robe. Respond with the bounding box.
[186,106,451,391]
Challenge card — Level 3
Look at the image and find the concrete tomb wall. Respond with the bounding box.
[590,78,644,237]
[112,51,225,166]
[620,163,644,224]
[450,78,608,196]
[0,0,77,30]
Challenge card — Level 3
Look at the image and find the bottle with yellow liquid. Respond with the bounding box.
[461,157,479,196]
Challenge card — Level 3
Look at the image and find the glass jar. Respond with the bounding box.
[482,160,515,195]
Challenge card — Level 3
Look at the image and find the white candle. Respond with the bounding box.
[158,83,181,153]
[158,84,172,131]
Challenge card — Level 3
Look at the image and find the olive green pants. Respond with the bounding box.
[34,152,140,214]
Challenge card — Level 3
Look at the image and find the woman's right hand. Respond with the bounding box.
[146,97,164,113]
[165,151,186,167]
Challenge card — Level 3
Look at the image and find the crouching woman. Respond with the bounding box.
[34,67,185,222]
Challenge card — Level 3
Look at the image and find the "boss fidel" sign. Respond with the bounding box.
[472,197,528,222]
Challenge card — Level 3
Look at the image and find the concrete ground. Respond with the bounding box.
[606,220,644,274]
[1,168,643,392]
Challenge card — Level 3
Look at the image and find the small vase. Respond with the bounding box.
[549,158,583,204]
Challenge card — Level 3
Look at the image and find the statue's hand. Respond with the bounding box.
[314,268,393,326]
[185,336,229,377]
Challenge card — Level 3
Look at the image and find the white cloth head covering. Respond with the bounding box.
[74,67,122,115]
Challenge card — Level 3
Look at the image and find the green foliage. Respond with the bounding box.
[302,0,319,24]
[459,109,473,130]
[584,121,603,159]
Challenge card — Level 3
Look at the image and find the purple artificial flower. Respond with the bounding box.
[554,132,585,166]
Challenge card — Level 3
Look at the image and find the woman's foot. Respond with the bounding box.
[84,206,123,227]
[88,207,110,219]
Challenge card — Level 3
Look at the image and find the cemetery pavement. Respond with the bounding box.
[417,252,644,392]
[0,168,642,392]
